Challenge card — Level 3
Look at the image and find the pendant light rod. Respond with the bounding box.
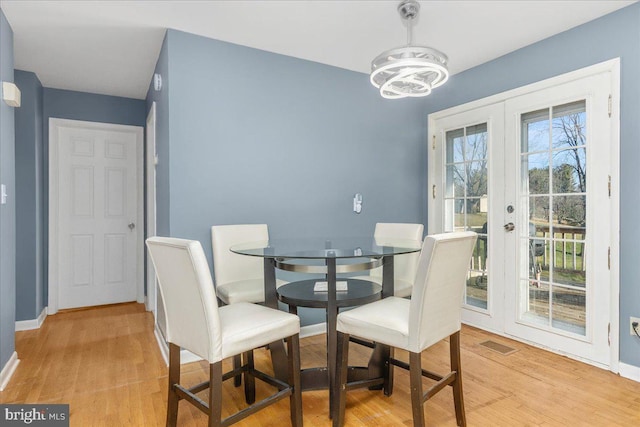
[398,0,419,45]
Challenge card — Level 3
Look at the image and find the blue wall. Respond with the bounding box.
[14,70,43,321]
[41,89,147,305]
[421,3,640,367]
[150,30,427,325]
[165,29,426,256]
[0,9,16,370]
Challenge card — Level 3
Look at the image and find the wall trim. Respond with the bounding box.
[153,323,202,366]
[619,362,640,382]
[301,322,326,338]
[15,306,47,331]
[0,352,20,391]
[145,102,158,315]
[153,323,169,366]
[180,349,202,365]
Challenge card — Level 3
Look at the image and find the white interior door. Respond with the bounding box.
[429,61,618,369]
[50,119,143,311]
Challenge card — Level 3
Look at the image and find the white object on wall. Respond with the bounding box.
[153,73,162,91]
[2,81,21,107]
[353,193,362,214]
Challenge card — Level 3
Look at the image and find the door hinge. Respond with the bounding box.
[608,175,611,197]
[432,135,436,150]
[608,322,611,346]
[607,246,611,270]
[432,184,436,199]
[608,94,612,117]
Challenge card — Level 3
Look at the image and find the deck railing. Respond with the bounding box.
[533,224,585,272]
[468,223,585,273]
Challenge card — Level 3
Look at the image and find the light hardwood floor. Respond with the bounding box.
[1,303,639,426]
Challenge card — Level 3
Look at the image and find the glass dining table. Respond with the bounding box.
[231,236,421,418]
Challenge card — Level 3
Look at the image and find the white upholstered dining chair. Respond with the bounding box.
[333,231,477,427]
[146,237,302,427]
[353,222,424,297]
[211,224,286,305]
[211,224,289,386]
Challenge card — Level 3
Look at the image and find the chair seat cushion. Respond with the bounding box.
[337,297,410,350]
[217,278,287,305]
[351,276,413,298]
[219,302,300,359]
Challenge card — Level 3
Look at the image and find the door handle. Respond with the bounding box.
[128,222,135,230]
[504,222,515,232]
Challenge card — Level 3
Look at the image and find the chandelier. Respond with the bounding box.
[370,0,449,99]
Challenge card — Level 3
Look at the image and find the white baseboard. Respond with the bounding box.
[153,323,202,366]
[154,324,169,366]
[618,362,640,382]
[180,349,202,364]
[15,307,47,332]
[0,351,20,391]
[301,322,326,338]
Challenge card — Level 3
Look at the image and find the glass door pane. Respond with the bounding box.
[519,100,587,336]
[445,123,488,309]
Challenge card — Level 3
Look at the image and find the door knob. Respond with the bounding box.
[128,222,135,230]
[504,222,515,232]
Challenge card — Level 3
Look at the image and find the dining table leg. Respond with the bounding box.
[326,257,338,419]
[264,258,289,382]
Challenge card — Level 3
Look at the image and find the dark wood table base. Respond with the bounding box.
[276,279,390,398]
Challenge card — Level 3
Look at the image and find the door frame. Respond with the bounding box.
[48,118,144,314]
[427,58,620,371]
[145,103,157,315]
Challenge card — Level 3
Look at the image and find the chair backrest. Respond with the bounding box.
[371,223,424,283]
[408,232,477,353]
[211,224,269,286]
[146,237,222,363]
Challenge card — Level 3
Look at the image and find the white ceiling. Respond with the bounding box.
[0,0,635,100]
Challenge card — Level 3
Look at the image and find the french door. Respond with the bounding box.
[429,65,617,368]
[429,102,505,333]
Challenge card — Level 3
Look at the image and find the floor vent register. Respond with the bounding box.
[479,340,518,355]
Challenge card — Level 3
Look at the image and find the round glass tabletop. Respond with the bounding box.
[230,236,421,259]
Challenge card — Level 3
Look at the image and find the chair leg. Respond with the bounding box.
[409,351,425,427]
[244,350,256,404]
[233,354,242,387]
[167,343,181,427]
[287,333,303,427]
[333,332,350,427]
[450,331,466,427]
[208,361,223,427]
[383,345,394,396]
